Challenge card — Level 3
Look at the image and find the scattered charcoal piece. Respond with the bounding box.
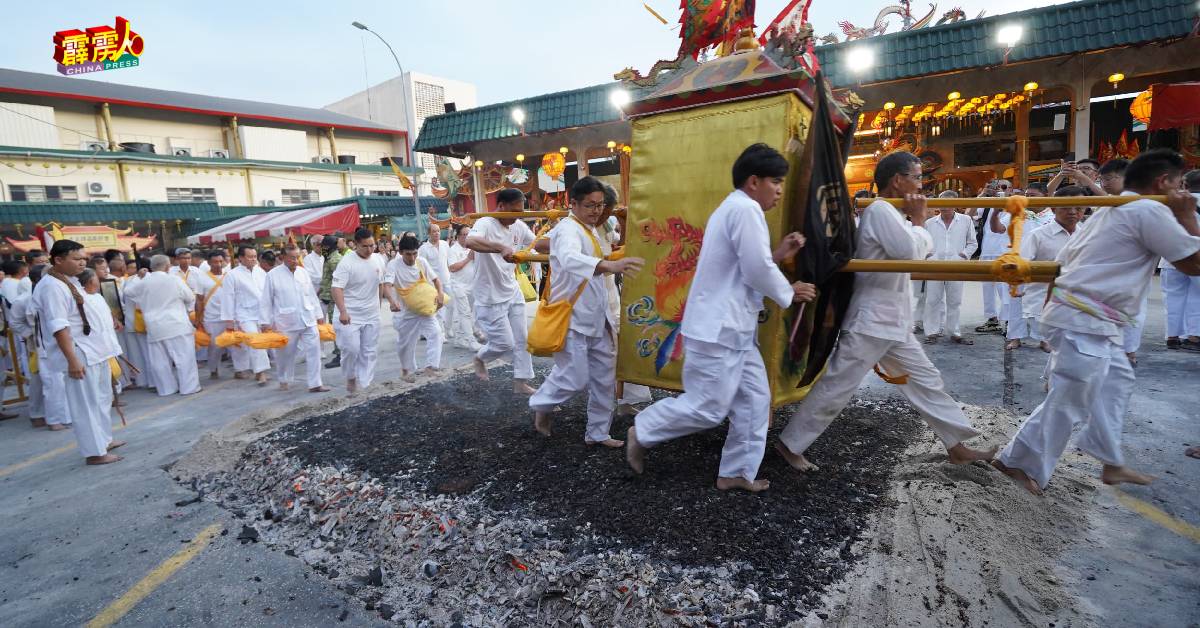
[236,525,259,544]
[366,565,383,587]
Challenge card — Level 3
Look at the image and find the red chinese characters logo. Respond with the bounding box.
[54,16,143,75]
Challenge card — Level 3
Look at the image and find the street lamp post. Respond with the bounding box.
[352,20,422,216]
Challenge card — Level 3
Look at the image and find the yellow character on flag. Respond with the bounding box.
[53,29,90,66]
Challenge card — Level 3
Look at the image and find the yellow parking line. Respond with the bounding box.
[85,522,223,628]
[0,383,229,478]
[1113,488,1200,544]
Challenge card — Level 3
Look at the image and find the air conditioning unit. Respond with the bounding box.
[86,181,113,197]
[261,199,277,207]
[354,187,366,196]
[80,140,107,152]
[207,149,230,159]
[312,155,335,165]
[167,138,193,158]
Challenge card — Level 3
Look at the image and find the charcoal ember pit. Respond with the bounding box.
[255,365,920,620]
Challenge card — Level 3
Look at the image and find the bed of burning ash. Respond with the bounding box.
[187,365,1092,627]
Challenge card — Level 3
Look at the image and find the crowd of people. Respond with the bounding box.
[5,145,1197,486]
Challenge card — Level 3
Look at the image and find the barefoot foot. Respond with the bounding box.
[533,411,552,437]
[716,477,771,492]
[625,426,646,474]
[586,438,625,448]
[991,459,1042,495]
[48,424,69,431]
[309,385,331,393]
[473,358,489,381]
[278,382,289,391]
[513,380,536,395]
[256,372,269,386]
[107,440,126,451]
[1101,464,1156,487]
[346,379,357,394]
[1005,339,1022,351]
[30,418,46,429]
[86,454,123,466]
[774,442,819,472]
[1187,446,1200,459]
[1038,340,1051,353]
[947,443,998,464]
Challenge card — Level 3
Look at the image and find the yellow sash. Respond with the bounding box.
[527,218,601,357]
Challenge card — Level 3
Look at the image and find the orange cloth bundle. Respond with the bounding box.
[318,322,336,342]
[246,331,289,350]
[194,328,211,349]
[215,330,250,347]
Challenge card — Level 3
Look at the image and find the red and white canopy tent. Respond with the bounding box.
[187,202,360,245]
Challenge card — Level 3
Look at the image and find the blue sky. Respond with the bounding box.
[5,0,1057,109]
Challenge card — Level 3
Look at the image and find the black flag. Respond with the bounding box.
[787,72,858,387]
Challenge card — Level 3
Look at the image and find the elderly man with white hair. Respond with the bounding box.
[124,254,201,396]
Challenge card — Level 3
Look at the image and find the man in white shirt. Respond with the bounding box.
[465,188,538,394]
[972,181,1013,333]
[168,247,204,297]
[529,177,645,446]
[11,264,51,428]
[126,255,200,396]
[303,235,325,297]
[1,259,29,304]
[2,260,32,418]
[262,244,329,392]
[19,250,47,295]
[32,240,123,465]
[418,223,452,331]
[1009,186,1087,353]
[446,224,481,350]
[626,144,816,492]
[1163,170,1200,352]
[777,152,994,474]
[332,227,386,393]
[194,250,231,379]
[120,256,154,389]
[922,191,977,344]
[994,150,1200,494]
[221,246,271,385]
[384,235,445,381]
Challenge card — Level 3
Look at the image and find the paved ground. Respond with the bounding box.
[0,282,1196,627]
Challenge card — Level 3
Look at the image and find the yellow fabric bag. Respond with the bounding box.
[108,357,122,381]
[318,322,336,342]
[395,268,440,317]
[194,327,211,349]
[527,218,601,357]
[29,350,38,375]
[216,330,250,347]
[133,309,146,333]
[247,331,289,350]
[516,268,537,302]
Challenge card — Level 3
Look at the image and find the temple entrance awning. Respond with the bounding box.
[187,202,360,245]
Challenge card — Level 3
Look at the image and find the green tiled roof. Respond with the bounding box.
[0,145,423,176]
[813,0,1196,86]
[413,82,638,154]
[413,0,1194,152]
[0,201,220,224]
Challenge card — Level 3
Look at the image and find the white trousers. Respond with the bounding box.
[64,360,113,458]
[1122,295,1149,353]
[619,383,654,406]
[446,283,478,347]
[923,280,964,336]
[911,280,926,324]
[475,299,533,380]
[780,331,980,455]
[278,326,322,388]
[335,320,379,387]
[635,340,770,481]
[529,330,617,443]
[1004,296,1043,341]
[979,254,1004,318]
[394,314,443,372]
[26,352,45,419]
[1162,267,1200,337]
[127,333,152,387]
[998,327,1132,488]
[40,366,70,425]
[203,321,228,375]
[148,334,201,396]
[231,320,271,374]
